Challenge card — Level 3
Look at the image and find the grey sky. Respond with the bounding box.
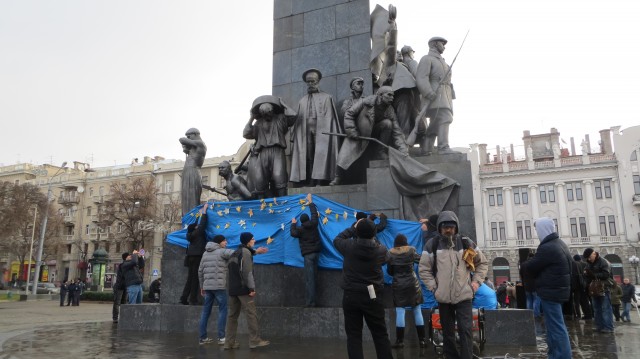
[1,0,638,167]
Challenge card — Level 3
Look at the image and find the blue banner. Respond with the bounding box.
[166,194,425,270]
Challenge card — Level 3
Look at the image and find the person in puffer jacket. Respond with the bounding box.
[290,193,322,307]
[418,211,488,359]
[520,217,573,359]
[197,235,235,345]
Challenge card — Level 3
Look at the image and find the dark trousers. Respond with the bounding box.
[181,256,201,304]
[612,304,621,321]
[342,290,393,359]
[67,292,74,306]
[303,252,319,306]
[112,289,127,320]
[60,292,67,306]
[439,300,473,359]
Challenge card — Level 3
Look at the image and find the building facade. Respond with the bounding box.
[470,126,640,284]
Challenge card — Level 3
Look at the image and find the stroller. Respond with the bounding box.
[428,307,486,356]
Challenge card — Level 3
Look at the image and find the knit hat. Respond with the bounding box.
[583,248,594,259]
[573,254,582,261]
[212,235,226,244]
[121,252,129,261]
[355,211,367,220]
[355,219,376,239]
[240,232,254,245]
[300,213,310,223]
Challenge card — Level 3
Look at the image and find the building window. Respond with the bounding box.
[570,218,578,238]
[599,216,607,236]
[116,242,121,253]
[499,222,506,240]
[633,175,640,195]
[522,188,529,204]
[488,190,495,206]
[553,218,558,232]
[575,183,583,200]
[525,220,532,239]
[491,222,498,241]
[566,183,574,201]
[202,176,209,186]
[87,206,92,216]
[547,185,556,202]
[89,187,94,196]
[579,217,587,237]
[496,189,503,206]
[105,243,110,253]
[67,244,72,254]
[85,225,90,235]
[99,186,104,196]
[594,181,603,199]
[539,185,547,203]
[603,180,611,198]
[513,188,521,204]
[516,221,524,240]
[631,150,638,161]
[608,215,617,236]
[165,180,173,193]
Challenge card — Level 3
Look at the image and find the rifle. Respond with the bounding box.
[233,147,252,174]
[323,132,389,149]
[202,184,228,198]
[406,30,470,146]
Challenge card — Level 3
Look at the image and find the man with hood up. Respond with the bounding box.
[520,218,572,359]
[198,235,235,345]
[290,193,322,307]
[333,218,393,359]
[419,211,488,359]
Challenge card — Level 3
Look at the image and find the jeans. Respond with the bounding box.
[304,252,319,306]
[199,290,228,340]
[526,291,541,317]
[539,299,572,359]
[343,290,393,359]
[439,300,473,359]
[592,291,614,331]
[621,301,632,321]
[127,284,143,304]
[395,306,424,327]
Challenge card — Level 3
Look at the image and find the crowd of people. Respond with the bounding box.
[58,278,86,307]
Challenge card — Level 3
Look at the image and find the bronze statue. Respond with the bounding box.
[290,68,341,186]
[179,128,207,215]
[415,36,456,155]
[330,86,408,185]
[339,77,365,124]
[243,95,296,198]
[217,161,252,201]
[401,45,418,77]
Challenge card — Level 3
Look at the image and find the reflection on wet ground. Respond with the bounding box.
[1,318,638,358]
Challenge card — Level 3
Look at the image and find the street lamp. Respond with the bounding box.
[630,255,640,285]
[25,206,38,293]
[32,162,67,295]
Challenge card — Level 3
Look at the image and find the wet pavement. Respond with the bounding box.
[1,300,639,358]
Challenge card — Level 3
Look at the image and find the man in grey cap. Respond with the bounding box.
[415,36,456,155]
[339,77,365,126]
[290,68,341,187]
[400,45,418,77]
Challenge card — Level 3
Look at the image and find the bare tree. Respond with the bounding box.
[0,182,62,283]
[99,177,160,251]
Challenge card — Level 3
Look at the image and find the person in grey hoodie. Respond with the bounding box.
[419,211,488,359]
[197,235,235,345]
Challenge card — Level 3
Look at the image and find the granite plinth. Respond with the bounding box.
[483,309,537,346]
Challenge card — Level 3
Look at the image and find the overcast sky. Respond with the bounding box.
[1,0,638,168]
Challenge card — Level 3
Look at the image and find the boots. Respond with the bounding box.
[420,135,435,155]
[436,124,451,153]
[416,325,427,348]
[392,327,405,348]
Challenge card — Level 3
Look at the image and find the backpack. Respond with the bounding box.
[227,247,250,296]
[430,235,473,277]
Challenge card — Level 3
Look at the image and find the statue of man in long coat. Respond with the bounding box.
[290,68,341,186]
[179,128,207,215]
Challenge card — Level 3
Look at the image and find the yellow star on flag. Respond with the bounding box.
[236,206,242,213]
[269,203,273,208]
[224,223,230,229]
[217,211,224,216]
[267,236,274,244]
[252,222,257,227]
[299,199,306,205]
[268,209,275,214]
[272,197,278,205]
[260,202,267,211]
[248,209,254,217]
[343,211,348,219]
[322,216,329,225]
[324,208,332,215]
[301,205,306,211]
[238,219,246,226]
[216,225,220,229]
[335,214,339,220]
[224,208,230,215]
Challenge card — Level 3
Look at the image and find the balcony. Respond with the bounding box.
[63,215,75,223]
[516,239,535,247]
[58,195,80,205]
[600,236,621,244]
[633,194,640,206]
[63,235,74,241]
[487,240,509,248]
[92,195,103,204]
[570,237,591,245]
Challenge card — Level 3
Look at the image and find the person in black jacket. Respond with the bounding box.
[520,218,572,359]
[290,193,322,307]
[333,219,393,359]
[583,247,614,332]
[181,203,209,305]
[66,280,76,306]
[113,252,129,322]
[122,250,145,304]
[59,280,68,307]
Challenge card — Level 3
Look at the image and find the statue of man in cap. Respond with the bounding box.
[416,36,456,155]
[243,96,296,198]
[339,77,365,125]
[290,68,342,187]
[330,86,408,185]
[401,45,418,77]
[179,128,207,215]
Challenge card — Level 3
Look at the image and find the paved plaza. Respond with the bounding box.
[0,298,639,358]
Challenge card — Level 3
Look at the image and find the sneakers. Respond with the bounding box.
[199,338,214,345]
[249,339,270,349]
[224,341,240,350]
[217,338,225,345]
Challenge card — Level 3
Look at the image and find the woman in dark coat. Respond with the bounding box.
[387,234,425,348]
